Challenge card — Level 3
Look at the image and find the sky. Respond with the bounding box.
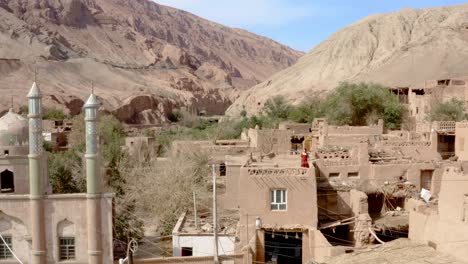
[153,0,468,52]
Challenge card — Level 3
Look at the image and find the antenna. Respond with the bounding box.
[33,60,37,83]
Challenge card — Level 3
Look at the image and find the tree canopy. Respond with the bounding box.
[428,98,467,122]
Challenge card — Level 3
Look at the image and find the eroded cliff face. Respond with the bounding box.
[227,4,468,116]
[0,0,302,123]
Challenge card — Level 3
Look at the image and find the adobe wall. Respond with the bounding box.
[278,122,312,134]
[133,254,244,264]
[236,167,317,246]
[222,160,244,209]
[310,230,346,263]
[172,140,251,161]
[316,161,444,196]
[248,129,293,154]
[409,166,468,261]
[455,122,468,161]
[326,125,381,136]
[324,135,373,147]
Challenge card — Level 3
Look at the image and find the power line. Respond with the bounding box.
[0,234,23,264]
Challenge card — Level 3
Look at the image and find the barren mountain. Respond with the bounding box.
[227,4,468,116]
[0,0,302,124]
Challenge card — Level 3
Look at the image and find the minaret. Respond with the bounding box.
[84,91,102,264]
[27,80,47,263]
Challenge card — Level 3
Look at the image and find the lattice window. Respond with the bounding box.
[0,236,12,259]
[59,237,75,261]
[271,189,287,211]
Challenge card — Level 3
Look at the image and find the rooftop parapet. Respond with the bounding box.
[432,121,456,133]
[246,167,309,177]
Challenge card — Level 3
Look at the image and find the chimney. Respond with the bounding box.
[84,92,103,264]
[27,81,47,263]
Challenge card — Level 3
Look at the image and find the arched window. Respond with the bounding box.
[0,170,14,193]
[57,219,75,261]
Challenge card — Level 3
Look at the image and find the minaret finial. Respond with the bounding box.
[91,81,94,94]
[34,61,37,83]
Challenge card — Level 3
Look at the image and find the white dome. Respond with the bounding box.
[0,109,28,146]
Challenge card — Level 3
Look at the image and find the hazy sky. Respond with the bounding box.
[153,0,468,52]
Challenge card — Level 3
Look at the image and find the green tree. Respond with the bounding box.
[49,113,144,242]
[321,82,404,129]
[43,108,67,120]
[264,96,292,119]
[288,97,323,123]
[428,98,467,121]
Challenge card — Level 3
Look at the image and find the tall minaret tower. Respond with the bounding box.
[27,80,47,263]
[84,91,102,264]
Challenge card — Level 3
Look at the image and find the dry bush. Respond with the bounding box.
[122,149,212,235]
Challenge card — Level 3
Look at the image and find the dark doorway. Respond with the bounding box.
[264,231,302,264]
[367,193,384,217]
[181,247,193,256]
[0,170,14,193]
[421,170,433,191]
[291,136,305,155]
[321,225,353,246]
[219,163,226,176]
[437,135,455,160]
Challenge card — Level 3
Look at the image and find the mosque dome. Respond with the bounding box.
[0,109,28,146]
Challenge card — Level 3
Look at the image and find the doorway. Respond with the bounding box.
[264,231,302,264]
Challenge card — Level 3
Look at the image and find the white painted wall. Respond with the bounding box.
[172,235,235,257]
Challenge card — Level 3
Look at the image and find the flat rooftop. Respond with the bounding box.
[175,209,239,235]
[325,239,466,264]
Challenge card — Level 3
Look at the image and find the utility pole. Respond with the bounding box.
[212,164,219,264]
[246,213,249,243]
[193,191,199,230]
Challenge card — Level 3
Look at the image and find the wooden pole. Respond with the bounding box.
[193,191,199,230]
[212,164,219,264]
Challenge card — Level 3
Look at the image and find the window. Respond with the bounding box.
[3,150,8,155]
[271,189,287,211]
[0,236,12,259]
[181,247,193,256]
[59,237,75,261]
[347,172,359,178]
[329,173,340,178]
[0,170,14,193]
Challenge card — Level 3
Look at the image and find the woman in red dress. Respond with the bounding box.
[301,149,309,168]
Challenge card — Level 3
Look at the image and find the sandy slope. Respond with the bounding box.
[227,4,468,116]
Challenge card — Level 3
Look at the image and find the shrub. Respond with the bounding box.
[428,98,467,122]
[264,96,292,119]
[43,108,67,120]
[321,82,404,129]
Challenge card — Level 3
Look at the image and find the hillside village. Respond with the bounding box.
[0,1,468,264]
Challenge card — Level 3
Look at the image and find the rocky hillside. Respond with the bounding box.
[227,4,468,116]
[0,0,302,124]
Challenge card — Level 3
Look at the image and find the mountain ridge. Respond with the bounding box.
[227,4,468,116]
[0,0,302,123]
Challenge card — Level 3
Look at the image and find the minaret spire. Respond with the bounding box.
[27,77,47,264]
[84,88,103,264]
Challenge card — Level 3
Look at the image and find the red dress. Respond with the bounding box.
[301,152,309,168]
